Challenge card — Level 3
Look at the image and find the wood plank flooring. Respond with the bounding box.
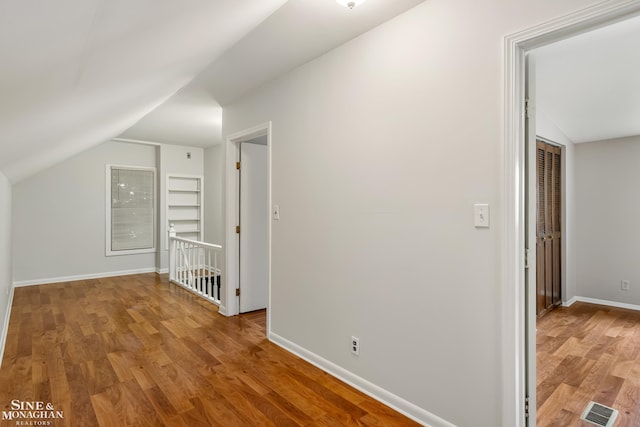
[537,302,640,427]
[0,274,419,426]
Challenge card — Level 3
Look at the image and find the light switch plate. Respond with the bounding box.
[474,203,490,228]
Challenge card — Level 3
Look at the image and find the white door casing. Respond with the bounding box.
[524,53,537,427]
[224,122,272,321]
[503,2,640,426]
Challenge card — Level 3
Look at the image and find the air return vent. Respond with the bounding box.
[581,401,618,427]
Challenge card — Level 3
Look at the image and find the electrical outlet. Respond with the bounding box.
[622,280,630,291]
[351,336,360,356]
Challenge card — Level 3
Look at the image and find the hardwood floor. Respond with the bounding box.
[0,274,419,426]
[537,302,640,427]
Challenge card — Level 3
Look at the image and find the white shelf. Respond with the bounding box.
[166,175,203,247]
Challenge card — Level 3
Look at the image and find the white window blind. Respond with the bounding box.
[107,166,155,255]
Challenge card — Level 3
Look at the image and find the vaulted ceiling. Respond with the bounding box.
[2,1,639,184]
[0,0,425,183]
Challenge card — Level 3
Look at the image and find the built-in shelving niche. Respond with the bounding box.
[166,174,203,244]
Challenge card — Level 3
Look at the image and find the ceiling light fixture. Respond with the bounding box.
[336,0,366,9]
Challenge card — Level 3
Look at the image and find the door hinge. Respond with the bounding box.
[236,288,240,296]
[235,225,240,234]
[525,247,530,269]
[525,99,530,119]
[525,396,530,418]
[236,161,241,170]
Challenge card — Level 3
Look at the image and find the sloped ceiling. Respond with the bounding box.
[0,0,287,182]
[0,0,426,183]
[119,0,425,147]
[534,14,640,143]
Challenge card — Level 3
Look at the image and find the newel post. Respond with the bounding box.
[168,224,176,281]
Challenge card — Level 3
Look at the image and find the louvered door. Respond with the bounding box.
[536,140,562,316]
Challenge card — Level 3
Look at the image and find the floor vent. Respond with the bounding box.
[581,401,618,427]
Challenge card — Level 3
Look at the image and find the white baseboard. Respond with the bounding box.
[12,267,158,287]
[562,296,578,307]
[268,332,455,427]
[156,268,168,274]
[217,305,229,317]
[0,285,15,370]
[573,296,640,312]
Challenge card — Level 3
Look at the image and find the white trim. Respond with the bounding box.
[112,137,162,146]
[269,332,454,427]
[12,267,158,287]
[502,18,527,427]
[503,2,640,426]
[572,296,640,312]
[563,296,578,307]
[224,122,272,322]
[536,135,563,148]
[0,285,15,370]
[156,267,169,274]
[217,305,228,316]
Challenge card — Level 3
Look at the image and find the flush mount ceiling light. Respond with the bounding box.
[336,0,366,9]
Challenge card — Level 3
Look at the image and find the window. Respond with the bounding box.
[106,165,156,256]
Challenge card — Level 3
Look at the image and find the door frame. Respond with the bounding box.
[224,122,272,329]
[503,2,640,426]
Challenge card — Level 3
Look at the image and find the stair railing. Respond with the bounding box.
[168,225,222,305]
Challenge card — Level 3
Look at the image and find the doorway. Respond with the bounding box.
[224,122,272,324]
[504,3,640,426]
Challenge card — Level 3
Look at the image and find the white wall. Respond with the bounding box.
[204,144,224,245]
[537,108,577,302]
[203,144,225,282]
[157,144,204,271]
[575,136,640,304]
[0,171,12,358]
[222,1,600,425]
[12,141,157,284]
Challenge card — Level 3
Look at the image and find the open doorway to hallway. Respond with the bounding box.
[525,11,640,427]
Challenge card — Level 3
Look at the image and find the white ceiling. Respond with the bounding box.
[0,0,289,182]
[119,0,426,145]
[533,14,640,144]
[0,0,425,183]
[2,1,637,183]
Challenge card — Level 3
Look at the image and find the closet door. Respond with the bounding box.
[536,140,562,316]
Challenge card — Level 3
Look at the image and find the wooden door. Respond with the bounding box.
[536,140,562,316]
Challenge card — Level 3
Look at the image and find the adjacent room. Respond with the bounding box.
[532,14,640,427]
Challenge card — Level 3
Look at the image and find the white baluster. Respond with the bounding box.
[179,241,184,284]
[168,224,176,282]
[167,233,222,305]
[214,251,218,301]
[207,249,214,299]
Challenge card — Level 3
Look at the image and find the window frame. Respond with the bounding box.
[105,164,157,257]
